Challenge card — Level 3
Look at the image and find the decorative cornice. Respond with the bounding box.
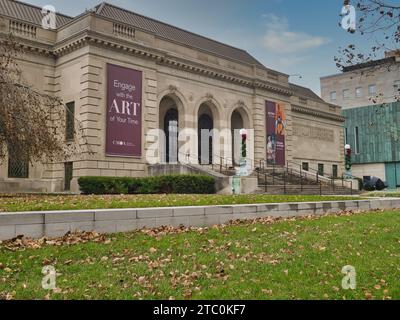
[51,32,295,97]
[2,30,293,97]
[292,105,345,122]
[0,34,53,57]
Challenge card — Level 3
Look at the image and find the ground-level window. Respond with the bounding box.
[332,165,338,178]
[302,162,309,171]
[318,164,324,176]
[8,148,29,179]
[64,162,73,191]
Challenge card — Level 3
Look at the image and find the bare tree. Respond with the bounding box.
[336,0,400,103]
[0,36,89,165]
[337,0,399,66]
[335,0,400,146]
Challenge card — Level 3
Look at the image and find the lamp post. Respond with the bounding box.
[344,144,352,178]
[239,129,248,176]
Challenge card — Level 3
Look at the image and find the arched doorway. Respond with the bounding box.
[231,110,244,166]
[164,109,178,163]
[198,104,214,165]
[159,96,180,164]
[230,107,251,166]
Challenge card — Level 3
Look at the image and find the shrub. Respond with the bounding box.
[128,175,215,195]
[78,177,135,195]
[78,175,215,195]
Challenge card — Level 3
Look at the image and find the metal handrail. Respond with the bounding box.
[256,158,354,195]
[286,159,353,191]
[176,151,257,176]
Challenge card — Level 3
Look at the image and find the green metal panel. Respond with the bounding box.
[343,102,400,164]
[385,163,397,189]
[396,163,400,187]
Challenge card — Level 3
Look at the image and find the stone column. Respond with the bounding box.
[252,95,266,164]
[143,70,158,167]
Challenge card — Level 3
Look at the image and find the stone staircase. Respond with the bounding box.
[195,161,358,195]
[149,161,358,195]
[255,165,358,195]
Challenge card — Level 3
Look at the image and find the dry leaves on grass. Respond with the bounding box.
[0,209,385,252]
[139,209,383,238]
[0,231,112,251]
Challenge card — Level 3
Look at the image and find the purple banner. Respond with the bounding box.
[106,64,142,157]
[266,101,286,166]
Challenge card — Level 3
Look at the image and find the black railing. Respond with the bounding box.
[178,151,256,176]
[256,159,354,195]
[173,151,252,179]
[172,154,355,195]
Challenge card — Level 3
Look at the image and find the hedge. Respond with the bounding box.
[78,175,216,195]
[78,177,134,195]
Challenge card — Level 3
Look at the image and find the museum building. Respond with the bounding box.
[0,0,345,193]
[321,51,400,188]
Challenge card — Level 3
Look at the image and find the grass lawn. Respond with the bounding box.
[363,191,400,198]
[0,194,361,213]
[0,210,399,300]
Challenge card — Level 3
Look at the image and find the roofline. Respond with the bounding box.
[85,6,274,72]
[13,0,73,20]
[289,82,325,103]
[321,56,398,79]
[95,2,260,61]
[56,9,95,31]
[4,1,291,76]
[342,56,396,72]
[320,73,342,80]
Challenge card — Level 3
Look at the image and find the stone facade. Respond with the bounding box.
[321,52,400,109]
[321,52,400,187]
[0,1,345,193]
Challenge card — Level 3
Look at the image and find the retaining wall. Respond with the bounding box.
[0,198,399,241]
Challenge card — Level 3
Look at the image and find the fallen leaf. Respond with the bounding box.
[149,247,157,254]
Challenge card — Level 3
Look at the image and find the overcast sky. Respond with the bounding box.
[25,0,379,95]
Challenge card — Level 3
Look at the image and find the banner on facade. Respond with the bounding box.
[266,101,286,166]
[106,64,142,157]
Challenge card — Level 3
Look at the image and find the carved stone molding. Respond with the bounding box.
[168,85,177,94]
[237,100,245,107]
[292,105,345,122]
[8,30,294,97]
[205,93,213,102]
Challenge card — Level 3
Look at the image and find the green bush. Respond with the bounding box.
[78,175,215,195]
[78,177,135,195]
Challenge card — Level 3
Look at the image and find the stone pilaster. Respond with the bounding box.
[143,70,158,165]
[252,95,266,164]
[284,102,294,163]
[79,56,103,154]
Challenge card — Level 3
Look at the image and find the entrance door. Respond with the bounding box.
[231,111,244,166]
[198,114,213,164]
[164,109,179,163]
[385,163,399,189]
